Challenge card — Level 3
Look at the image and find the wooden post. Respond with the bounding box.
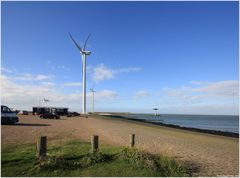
[91,135,99,154]
[36,136,47,160]
[129,134,135,148]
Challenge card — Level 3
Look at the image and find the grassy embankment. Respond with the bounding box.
[2,140,189,177]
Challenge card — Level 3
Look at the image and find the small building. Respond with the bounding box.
[33,107,68,116]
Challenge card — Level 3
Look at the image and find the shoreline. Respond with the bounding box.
[100,114,239,138]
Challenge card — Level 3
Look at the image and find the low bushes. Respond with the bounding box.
[2,141,189,177]
[120,147,188,176]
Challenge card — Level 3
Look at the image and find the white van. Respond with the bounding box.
[1,105,19,124]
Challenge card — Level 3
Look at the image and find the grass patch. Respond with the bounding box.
[2,141,189,177]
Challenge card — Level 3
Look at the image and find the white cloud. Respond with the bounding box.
[164,80,238,104]
[159,104,238,115]
[91,64,141,83]
[134,90,149,99]
[13,73,54,81]
[92,64,114,82]
[41,82,55,87]
[192,80,238,98]
[63,82,82,87]
[1,67,13,73]
[165,90,204,104]
[1,74,118,112]
[1,75,56,109]
[36,74,54,80]
[158,81,238,115]
[114,67,141,74]
[190,80,209,85]
[94,89,118,100]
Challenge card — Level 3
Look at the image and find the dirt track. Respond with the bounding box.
[1,115,239,176]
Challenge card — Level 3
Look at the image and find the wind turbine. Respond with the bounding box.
[90,88,95,113]
[69,33,91,114]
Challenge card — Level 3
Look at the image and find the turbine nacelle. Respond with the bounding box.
[82,50,91,55]
[90,88,95,92]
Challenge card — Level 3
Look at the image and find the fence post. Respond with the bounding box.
[36,136,47,160]
[129,134,135,148]
[91,135,99,154]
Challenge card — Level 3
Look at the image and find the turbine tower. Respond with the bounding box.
[90,88,95,113]
[69,33,91,114]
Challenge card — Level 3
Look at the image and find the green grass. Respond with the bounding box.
[2,140,188,177]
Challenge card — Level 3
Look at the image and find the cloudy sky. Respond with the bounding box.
[1,2,238,115]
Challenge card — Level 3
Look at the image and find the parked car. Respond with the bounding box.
[67,112,80,117]
[22,110,29,115]
[39,113,60,119]
[1,105,19,124]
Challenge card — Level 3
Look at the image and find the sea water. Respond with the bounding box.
[122,114,239,133]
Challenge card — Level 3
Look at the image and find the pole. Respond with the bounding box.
[129,134,135,148]
[91,135,99,154]
[93,91,94,113]
[91,90,95,113]
[82,54,86,114]
[36,136,47,160]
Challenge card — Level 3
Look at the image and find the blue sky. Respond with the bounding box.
[1,2,239,115]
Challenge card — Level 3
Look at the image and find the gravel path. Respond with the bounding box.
[1,115,239,176]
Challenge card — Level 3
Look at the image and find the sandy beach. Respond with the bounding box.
[1,115,239,176]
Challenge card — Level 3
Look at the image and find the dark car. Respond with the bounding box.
[1,105,19,124]
[22,110,29,115]
[40,113,60,119]
[67,112,80,117]
[73,112,80,116]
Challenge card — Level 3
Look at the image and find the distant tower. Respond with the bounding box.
[153,108,158,116]
[90,88,95,113]
[69,33,91,114]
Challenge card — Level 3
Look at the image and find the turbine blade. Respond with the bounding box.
[69,33,82,52]
[83,33,91,50]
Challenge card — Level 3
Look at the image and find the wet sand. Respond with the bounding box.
[1,115,239,176]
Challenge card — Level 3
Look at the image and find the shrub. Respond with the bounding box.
[30,152,112,173]
[119,147,188,176]
[81,152,112,166]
